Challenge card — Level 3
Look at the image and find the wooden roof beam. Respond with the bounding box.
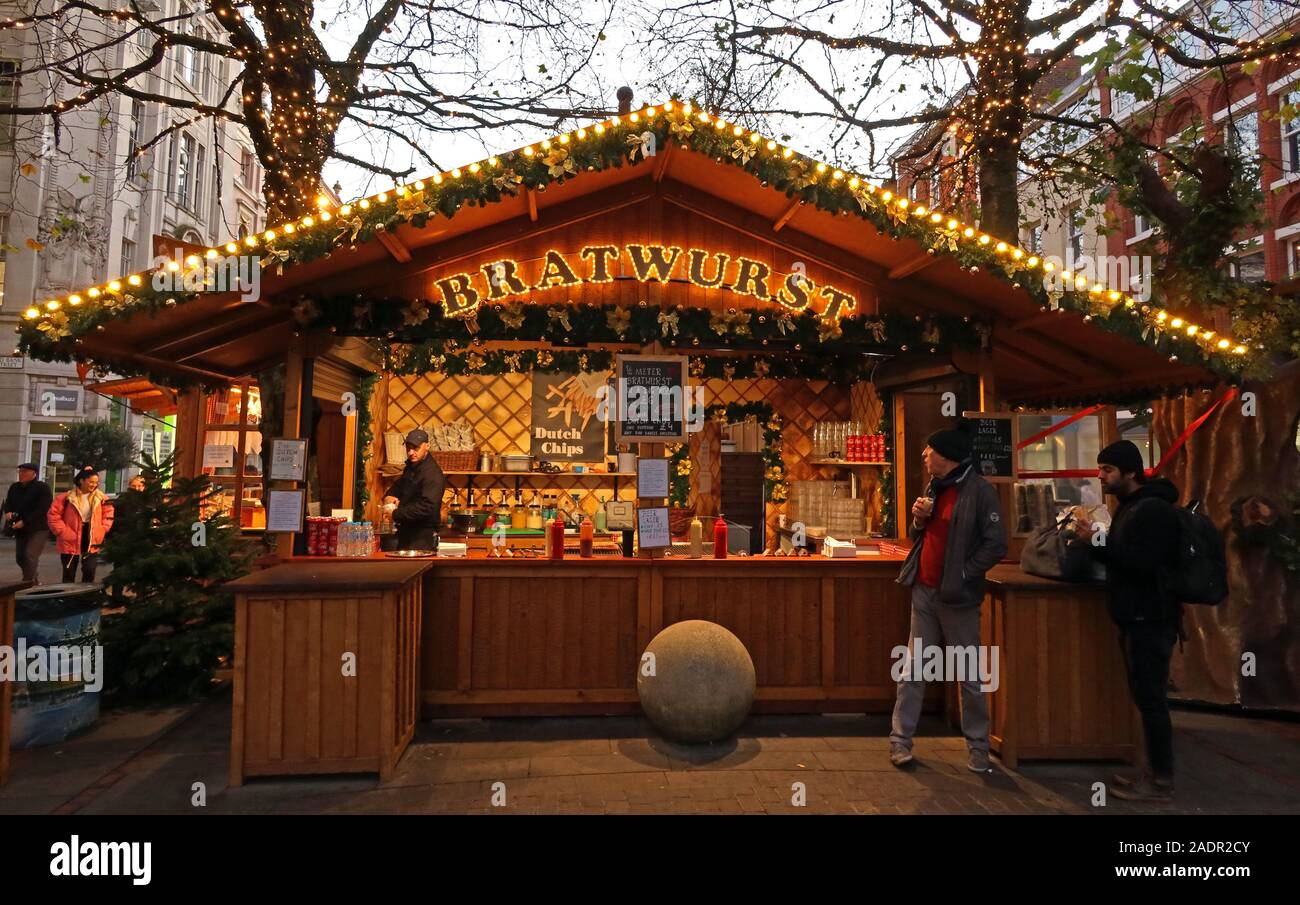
[1006,366,1215,403]
[772,199,800,233]
[526,188,539,222]
[887,251,939,281]
[375,229,412,263]
[144,306,289,360]
[1010,308,1078,332]
[995,327,1102,380]
[652,143,675,183]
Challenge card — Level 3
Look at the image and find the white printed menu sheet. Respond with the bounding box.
[268,438,308,481]
[636,457,670,499]
[266,489,305,533]
[636,506,671,549]
[202,444,235,469]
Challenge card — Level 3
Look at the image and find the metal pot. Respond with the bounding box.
[449,510,475,534]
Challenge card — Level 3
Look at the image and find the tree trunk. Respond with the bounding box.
[1151,364,1300,712]
[978,139,1022,243]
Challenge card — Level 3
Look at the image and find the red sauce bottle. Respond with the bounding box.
[713,515,728,559]
[549,517,566,560]
[579,516,594,558]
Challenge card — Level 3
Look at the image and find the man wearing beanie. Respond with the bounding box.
[1073,439,1182,801]
[892,424,1007,773]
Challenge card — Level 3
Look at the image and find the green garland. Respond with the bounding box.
[353,372,379,520]
[16,102,1256,386]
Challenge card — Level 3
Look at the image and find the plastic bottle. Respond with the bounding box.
[713,515,728,559]
[689,517,703,558]
[548,517,566,559]
[594,494,607,534]
[579,516,594,558]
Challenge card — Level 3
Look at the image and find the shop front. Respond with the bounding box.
[20,100,1252,779]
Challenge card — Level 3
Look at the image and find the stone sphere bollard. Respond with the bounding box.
[637,620,756,743]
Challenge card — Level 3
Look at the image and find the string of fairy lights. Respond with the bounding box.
[16,98,1254,363]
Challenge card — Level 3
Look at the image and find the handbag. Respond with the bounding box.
[1019,509,1106,582]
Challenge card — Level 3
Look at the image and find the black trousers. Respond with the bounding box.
[1118,620,1179,779]
[14,529,47,583]
[60,524,98,584]
[394,523,438,551]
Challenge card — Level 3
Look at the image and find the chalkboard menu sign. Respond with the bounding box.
[962,412,1017,482]
[614,355,690,443]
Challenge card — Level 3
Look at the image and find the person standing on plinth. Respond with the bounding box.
[382,429,446,550]
[891,427,1008,773]
[3,463,54,584]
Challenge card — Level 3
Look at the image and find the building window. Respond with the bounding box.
[1134,210,1150,237]
[175,133,194,208]
[1288,237,1300,277]
[1229,248,1266,283]
[125,100,146,181]
[1024,223,1042,254]
[1226,110,1260,162]
[192,143,205,217]
[165,134,176,196]
[1067,207,1085,262]
[1282,89,1300,174]
[0,60,19,150]
[120,237,136,278]
[239,149,256,189]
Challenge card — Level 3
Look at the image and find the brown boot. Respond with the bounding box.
[1111,776,1174,802]
[1110,769,1151,789]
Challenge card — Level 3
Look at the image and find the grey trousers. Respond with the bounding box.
[889,582,990,754]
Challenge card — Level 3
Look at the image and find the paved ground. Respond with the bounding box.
[0,537,110,587]
[3,692,1297,815]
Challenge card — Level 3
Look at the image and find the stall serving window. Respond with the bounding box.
[1012,409,1106,536]
[200,379,265,529]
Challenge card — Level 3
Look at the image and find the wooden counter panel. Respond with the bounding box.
[660,575,822,687]
[832,575,913,688]
[984,582,1139,767]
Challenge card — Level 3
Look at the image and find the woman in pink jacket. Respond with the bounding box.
[48,466,115,583]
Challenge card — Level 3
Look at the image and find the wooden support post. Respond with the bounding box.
[275,337,307,559]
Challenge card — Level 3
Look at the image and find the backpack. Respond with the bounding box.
[1161,502,1228,605]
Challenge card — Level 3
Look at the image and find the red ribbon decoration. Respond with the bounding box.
[1149,387,1238,475]
[1016,403,1105,450]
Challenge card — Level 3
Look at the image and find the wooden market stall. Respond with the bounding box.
[21,96,1251,776]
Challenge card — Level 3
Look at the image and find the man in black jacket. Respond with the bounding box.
[892,428,1008,773]
[383,429,446,550]
[3,463,53,584]
[1074,439,1181,802]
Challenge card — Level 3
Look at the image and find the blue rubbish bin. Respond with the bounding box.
[10,583,104,748]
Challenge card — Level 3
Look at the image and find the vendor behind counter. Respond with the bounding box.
[383,429,446,550]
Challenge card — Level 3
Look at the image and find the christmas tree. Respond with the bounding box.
[100,451,255,702]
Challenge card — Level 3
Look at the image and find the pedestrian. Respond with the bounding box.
[48,466,115,584]
[892,427,1008,773]
[1072,439,1182,801]
[381,429,446,550]
[2,463,54,584]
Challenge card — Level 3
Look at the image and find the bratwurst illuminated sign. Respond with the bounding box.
[433,245,857,319]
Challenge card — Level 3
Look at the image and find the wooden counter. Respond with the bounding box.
[228,561,428,784]
[0,580,30,787]
[406,552,942,718]
[980,564,1140,767]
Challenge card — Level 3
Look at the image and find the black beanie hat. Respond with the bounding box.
[1097,440,1145,479]
[926,428,972,463]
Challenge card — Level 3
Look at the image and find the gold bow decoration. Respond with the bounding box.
[396,190,430,219]
[429,354,447,370]
[729,139,756,164]
[606,306,632,338]
[789,162,820,191]
[774,310,796,335]
[262,246,291,275]
[504,351,522,371]
[933,226,960,254]
[753,359,770,378]
[689,358,706,378]
[335,216,365,244]
[817,318,843,343]
[627,131,655,161]
[658,309,680,337]
[1047,285,1064,310]
[862,318,887,343]
[466,351,486,371]
[670,118,695,139]
[850,184,877,213]
[291,297,321,325]
[920,321,941,345]
[459,308,481,335]
[402,299,430,327]
[547,306,573,333]
[536,349,554,368]
[578,352,590,371]
[500,302,526,330]
[34,311,71,340]
[543,147,578,179]
[709,309,751,337]
[722,363,736,380]
[492,169,523,193]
